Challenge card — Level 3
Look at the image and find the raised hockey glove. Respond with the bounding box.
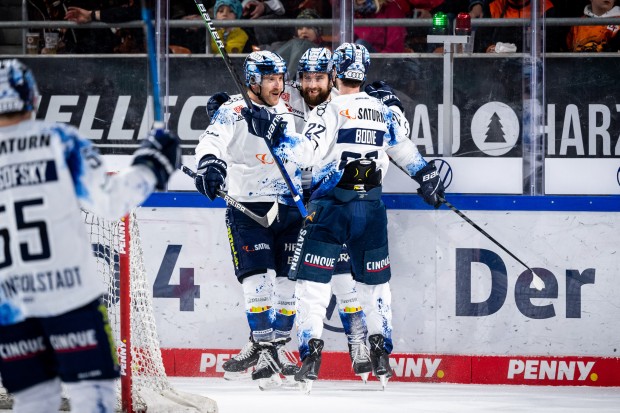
[206,92,230,121]
[132,127,181,190]
[194,155,227,201]
[241,106,287,146]
[412,161,445,208]
[364,80,404,112]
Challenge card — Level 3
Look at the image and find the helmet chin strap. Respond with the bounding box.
[249,83,282,107]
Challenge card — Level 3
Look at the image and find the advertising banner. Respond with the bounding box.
[21,56,620,195]
[131,201,620,385]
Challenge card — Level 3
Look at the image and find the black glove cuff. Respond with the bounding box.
[198,155,228,177]
[412,162,438,184]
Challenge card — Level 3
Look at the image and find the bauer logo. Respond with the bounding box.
[507,359,598,383]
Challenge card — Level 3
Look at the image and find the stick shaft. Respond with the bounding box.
[193,0,307,218]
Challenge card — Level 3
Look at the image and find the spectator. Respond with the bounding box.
[209,0,249,53]
[242,0,292,47]
[271,8,331,79]
[473,0,559,53]
[567,0,620,52]
[64,1,142,53]
[169,0,216,54]
[354,0,409,53]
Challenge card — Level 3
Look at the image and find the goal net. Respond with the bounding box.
[83,209,217,413]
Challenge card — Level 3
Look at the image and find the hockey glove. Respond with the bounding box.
[131,128,181,190]
[412,161,445,208]
[241,106,287,146]
[206,92,230,121]
[364,80,404,112]
[194,155,227,201]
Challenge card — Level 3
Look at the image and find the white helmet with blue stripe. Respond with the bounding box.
[297,47,332,81]
[244,51,287,87]
[0,59,39,115]
[330,43,370,83]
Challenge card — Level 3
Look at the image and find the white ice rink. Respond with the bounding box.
[168,377,620,413]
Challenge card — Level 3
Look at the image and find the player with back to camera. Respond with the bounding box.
[241,43,445,392]
[0,59,180,412]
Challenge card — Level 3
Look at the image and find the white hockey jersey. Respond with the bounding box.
[0,120,157,325]
[281,92,427,198]
[195,94,304,204]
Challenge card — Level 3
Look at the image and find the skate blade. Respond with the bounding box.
[379,374,389,390]
[281,375,300,388]
[300,380,314,394]
[258,374,283,391]
[357,372,370,383]
[223,370,253,381]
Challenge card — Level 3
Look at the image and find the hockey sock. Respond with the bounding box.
[331,273,367,344]
[12,378,62,413]
[356,282,393,353]
[273,277,296,339]
[242,272,275,342]
[295,280,331,360]
[63,378,116,413]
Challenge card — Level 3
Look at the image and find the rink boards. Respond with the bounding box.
[131,193,620,386]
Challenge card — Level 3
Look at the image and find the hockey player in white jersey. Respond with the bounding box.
[193,51,303,389]
[283,47,373,381]
[0,59,180,412]
[242,43,445,391]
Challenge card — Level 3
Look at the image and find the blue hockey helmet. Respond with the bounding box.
[297,47,332,81]
[330,43,370,83]
[244,51,287,87]
[0,59,39,115]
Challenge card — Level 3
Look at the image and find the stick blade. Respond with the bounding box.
[264,202,279,227]
[530,272,545,291]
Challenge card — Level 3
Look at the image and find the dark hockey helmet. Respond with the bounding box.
[0,59,39,115]
[244,51,288,87]
[330,43,370,83]
[296,47,332,81]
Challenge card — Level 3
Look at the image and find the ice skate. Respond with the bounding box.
[252,343,283,390]
[222,338,261,380]
[368,334,393,390]
[294,338,324,394]
[348,341,372,383]
[274,338,300,387]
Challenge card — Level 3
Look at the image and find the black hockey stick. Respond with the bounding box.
[438,197,545,290]
[181,165,278,228]
[192,0,308,219]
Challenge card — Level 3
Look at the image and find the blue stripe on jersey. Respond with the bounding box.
[52,125,90,199]
[337,128,385,146]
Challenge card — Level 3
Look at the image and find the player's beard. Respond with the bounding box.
[302,86,331,108]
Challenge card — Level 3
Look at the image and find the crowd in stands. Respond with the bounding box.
[24,0,620,55]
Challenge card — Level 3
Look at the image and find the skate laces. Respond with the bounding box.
[233,340,258,361]
[277,344,299,367]
[350,342,371,365]
[256,346,281,373]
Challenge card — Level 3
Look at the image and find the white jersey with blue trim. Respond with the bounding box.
[0,119,157,325]
[280,91,427,198]
[195,94,303,204]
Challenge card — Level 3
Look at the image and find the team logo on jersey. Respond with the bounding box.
[256,153,275,164]
[339,109,357,120]
[281,92,290,102]
[233,105,244,113]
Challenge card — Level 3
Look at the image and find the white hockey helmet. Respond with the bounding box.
[297,47,332,81]
[0,59,39,115]
[330,43,370,83]
[244,51,287,87]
